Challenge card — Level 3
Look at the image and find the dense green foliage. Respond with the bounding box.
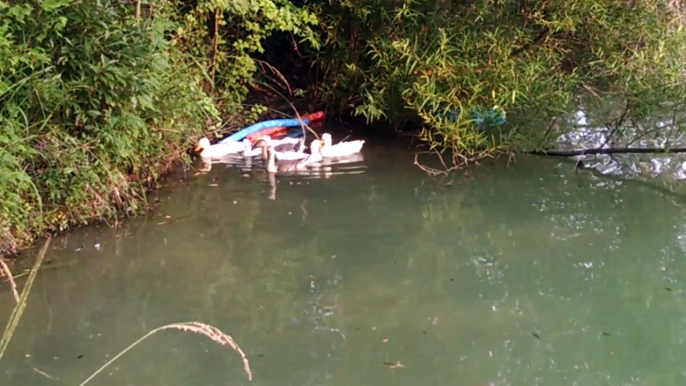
[0,0,316,254]
[304,0,686,155]
[1,0,685,254]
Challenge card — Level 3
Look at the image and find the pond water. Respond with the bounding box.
[1,129,686,386]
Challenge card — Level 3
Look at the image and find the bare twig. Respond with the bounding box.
[289,31,303,58]
[599,100,630,150]
[529,147,686,157]
[255,60,292,96]
[414,150,460,176]
[0,237,52,363]
[413,146,492,176]
[510,27,550,57]
[0,259,19,303]
[209,8,220,92]
[135,0,141,22]
[251,81,321,140]
[33,367,59,381]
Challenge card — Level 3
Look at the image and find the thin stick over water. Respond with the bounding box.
[0,259,19,303]
[79,322,252,385]
[0,237,52,362]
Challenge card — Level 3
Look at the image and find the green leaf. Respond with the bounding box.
[40,0,71,11]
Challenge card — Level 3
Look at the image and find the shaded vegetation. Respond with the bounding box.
[299,0,686,156]
[1,0,686,254]
[0,0,316,254]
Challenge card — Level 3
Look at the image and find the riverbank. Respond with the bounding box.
[0,1,317,258]
[3,145,686,385]
[3,0,684,257]
[0,104,327,258]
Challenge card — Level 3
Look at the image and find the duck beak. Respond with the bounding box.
[193,144,202,153]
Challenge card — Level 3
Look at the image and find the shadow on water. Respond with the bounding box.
[1,130,686,385]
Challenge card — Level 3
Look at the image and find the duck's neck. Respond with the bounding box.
[296,138,305,153]
[307,147,322,163]
[266,147,277,173]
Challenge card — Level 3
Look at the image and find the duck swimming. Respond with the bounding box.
[319,133,365,158]
[194,137,244,158]
[242,139,264,157]
[240,136,302,158]
[251,135,302,151]
[265,139,323,173]
[271,136,303,152]
[263,136,309,161]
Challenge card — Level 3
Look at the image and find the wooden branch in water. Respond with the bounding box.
[529,147,686,157]
[0,237,51,363]
[0,260,18,303]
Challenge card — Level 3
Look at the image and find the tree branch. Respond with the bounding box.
[529,147,686,157]
[510,27,550,57]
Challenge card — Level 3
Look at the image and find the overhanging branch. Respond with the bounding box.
[529,147,686,157]
[510,27,550,57]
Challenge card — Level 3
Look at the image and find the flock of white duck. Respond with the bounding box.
[194,133,365,173]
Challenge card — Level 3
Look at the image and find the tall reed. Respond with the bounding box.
[0,237,51,362]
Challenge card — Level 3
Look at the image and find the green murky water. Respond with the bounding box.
[2,132,686,386]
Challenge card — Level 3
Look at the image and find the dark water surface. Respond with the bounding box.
[1,131,686,386]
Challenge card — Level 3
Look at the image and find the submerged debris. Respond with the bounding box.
[383,361,405,369]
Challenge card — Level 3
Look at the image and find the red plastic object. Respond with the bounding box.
[301,111,325,121]
[246,111,325,142]
[247,126,287,142]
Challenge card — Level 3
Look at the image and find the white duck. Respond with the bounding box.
[263,136,309,161]
[265,139,323,173]
[271,136,302,150]
[242,139,264,157]
[252,135,302,150]
[319,133,365,158]
[240,135,302,158]
[194,137,244,158]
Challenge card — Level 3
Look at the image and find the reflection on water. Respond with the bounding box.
[1,132,686,386]
[558,109,686,185]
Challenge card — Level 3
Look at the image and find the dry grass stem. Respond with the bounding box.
[255,59,292,95]
[0,237,52,363]
[79,322,252,386]
[33,367,59,380]
[0,259,19,303]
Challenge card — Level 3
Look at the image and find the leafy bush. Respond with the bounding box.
[0,0,321,254]
[305,0,686,155]
[0,1,220,252]
[172,0,319,117]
